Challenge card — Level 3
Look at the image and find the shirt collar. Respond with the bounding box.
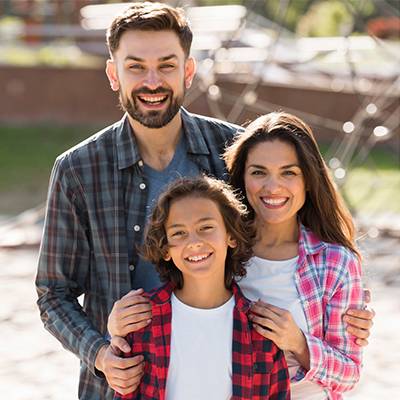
[298,223,327,259]
[148,280,251,313]
[181,107,210,155]
[116,114,141,170]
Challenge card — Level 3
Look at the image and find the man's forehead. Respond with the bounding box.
[116,29,184,58]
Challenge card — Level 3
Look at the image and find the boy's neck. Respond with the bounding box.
[174,280,232,309]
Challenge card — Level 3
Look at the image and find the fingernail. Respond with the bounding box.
[146,319,152,324]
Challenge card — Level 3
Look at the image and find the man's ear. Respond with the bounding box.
[184,56,196,89]
[105,59,120,92]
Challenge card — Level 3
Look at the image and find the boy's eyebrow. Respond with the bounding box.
[166,217,215,229]
[124,54,178,62]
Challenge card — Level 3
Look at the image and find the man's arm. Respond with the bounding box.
[344,288,375,346]
[36,156,106,373]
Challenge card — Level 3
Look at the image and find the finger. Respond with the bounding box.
[346,325,370,339]
[113,354,145,369]
[355,338,369,347]
[343,314,373,330]
[119,319,152,337]
[111,381,141,396]
[250,305,282,326]
[110,336,131,353]
[363,288,371,304]
[116,297,152,315]
[254,301,285,317]
[253,323,276,342]
[121,309,152,325]
[345,308,375,322]
[250,314,279,333]
[110,366,144,385]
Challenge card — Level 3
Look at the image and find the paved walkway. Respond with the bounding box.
[1,233,399,399]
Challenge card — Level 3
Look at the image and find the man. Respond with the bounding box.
[36,2,374,399]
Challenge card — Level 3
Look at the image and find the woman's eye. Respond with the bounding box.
[251,170,264,176]
[283,170,297,176]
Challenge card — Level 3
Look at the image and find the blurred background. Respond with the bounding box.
[0,0,399,399]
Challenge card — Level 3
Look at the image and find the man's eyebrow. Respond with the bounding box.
[124,54,178,62]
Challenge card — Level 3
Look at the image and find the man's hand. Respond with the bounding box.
[95,342,144,395]
[108,288,152,337]
[344,288,375,347]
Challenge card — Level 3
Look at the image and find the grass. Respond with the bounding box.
[0,124,399,215]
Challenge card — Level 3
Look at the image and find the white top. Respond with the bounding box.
[240,256,327,400]
[165,293,235,400]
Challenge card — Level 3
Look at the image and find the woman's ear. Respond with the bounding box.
[227,235,237,249]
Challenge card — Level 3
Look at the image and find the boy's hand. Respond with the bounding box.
[108,288,152,337]
[344,288,375,347]
[95,343,144,395]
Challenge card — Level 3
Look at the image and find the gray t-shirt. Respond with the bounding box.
[128,133,200,291]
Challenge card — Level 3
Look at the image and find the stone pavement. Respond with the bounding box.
[0,233,399,399]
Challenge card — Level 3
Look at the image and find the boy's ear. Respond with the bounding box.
[163,250,171,261]
[227,235,237,249]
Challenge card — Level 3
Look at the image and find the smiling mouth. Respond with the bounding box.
[137,94,169,106]
[185,253,212,263]
[260,197,288,208]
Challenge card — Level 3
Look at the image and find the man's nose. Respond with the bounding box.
[143,69,162,90]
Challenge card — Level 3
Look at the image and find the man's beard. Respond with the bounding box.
[119,86,184,129]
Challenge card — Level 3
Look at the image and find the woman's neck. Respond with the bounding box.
[253,218,299,260]
[174,278,232,309]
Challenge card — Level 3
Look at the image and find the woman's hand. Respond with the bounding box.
[250,300,310,369]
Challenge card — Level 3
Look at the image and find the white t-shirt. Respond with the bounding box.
[165,293,235,400]
[239,256,327,400]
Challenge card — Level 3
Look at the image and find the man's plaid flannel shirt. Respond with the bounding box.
[114,282,290,400]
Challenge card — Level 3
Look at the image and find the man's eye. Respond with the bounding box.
[129,64,144,70]
[160,64,175,70]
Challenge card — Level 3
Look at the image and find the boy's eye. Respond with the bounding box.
[200,225,214,232]
[170,230,185,238]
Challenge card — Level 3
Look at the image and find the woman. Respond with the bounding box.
[223,112,363,399]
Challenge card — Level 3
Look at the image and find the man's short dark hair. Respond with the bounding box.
[106,2,193,57]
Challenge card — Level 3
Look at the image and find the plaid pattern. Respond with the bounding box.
[35,108,241,400]
[293,224,364,399]
[114,282,290,400]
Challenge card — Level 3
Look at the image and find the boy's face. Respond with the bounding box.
[106,29,195,129]
[164,196,236,284]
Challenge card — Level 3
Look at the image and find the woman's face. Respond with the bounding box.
[244,139,306,227]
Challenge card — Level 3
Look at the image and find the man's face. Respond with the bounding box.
[106,29,195,129]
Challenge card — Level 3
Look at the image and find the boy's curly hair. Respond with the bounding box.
[141,176,256,289]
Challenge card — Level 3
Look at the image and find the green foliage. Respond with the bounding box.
[297,0,354,37]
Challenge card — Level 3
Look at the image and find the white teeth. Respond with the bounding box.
[262,198,287,206]
[139,95,167,103]
[187,254,209,262]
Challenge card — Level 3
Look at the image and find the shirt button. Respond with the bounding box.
[129,264,135,271]
[139,183,146,190]
[133,225,141,232]
[138,160,144,167]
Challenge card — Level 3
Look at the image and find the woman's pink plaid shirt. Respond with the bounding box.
[291,224,364,399]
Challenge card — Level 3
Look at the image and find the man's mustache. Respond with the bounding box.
[132,87,172,96]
